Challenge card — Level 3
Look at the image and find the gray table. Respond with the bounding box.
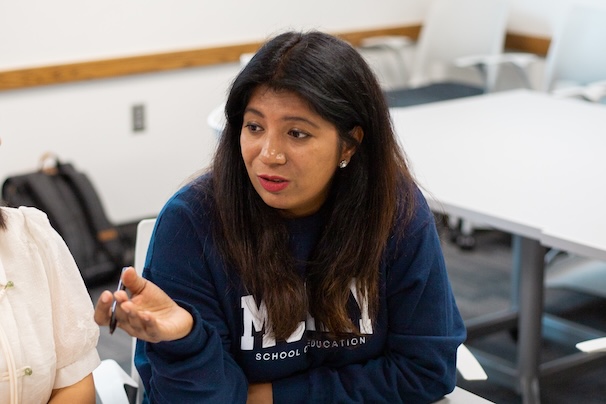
[390,89,606,404]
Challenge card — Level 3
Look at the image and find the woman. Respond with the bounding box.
[0,170,100,402]
[95,31,465,403]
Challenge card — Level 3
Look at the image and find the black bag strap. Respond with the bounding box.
[56,161,125,266]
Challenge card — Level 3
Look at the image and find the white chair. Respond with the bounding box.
[207,102,226,138]
[360,0,533,93]
[542,3,606,293]
[546,255,606,298]
[130,218,157,404]
[544,3,606,265]
[539,3,606,361]
[407,0,507,91]
[541,3,606,101]
[545,255,606,354]
[93,359,138,404]
[539,2,606,270]
[435,387,494,403]
[361,0,532,249]
[575,332,606,364]
[491,3,606,102]
[456,344,487,381]
[93,219,156,403]
[577,337,606,353]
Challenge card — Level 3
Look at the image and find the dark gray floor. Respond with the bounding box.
[438,221,606,404]
[90,217,606,403]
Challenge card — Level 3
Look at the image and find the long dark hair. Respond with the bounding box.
[210,31,416,340]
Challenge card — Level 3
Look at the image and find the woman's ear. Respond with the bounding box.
[341,126,364,161]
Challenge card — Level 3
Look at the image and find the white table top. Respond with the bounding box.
[390,89,606,260]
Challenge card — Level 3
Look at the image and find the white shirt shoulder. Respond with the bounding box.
[0,206,100,403]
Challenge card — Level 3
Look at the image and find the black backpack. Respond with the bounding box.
[2,154,128,285]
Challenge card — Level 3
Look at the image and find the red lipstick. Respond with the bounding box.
[258,175,289,192]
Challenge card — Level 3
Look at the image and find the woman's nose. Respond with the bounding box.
[260,134,286,165]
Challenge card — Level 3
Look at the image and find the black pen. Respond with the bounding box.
[109,268,128,335]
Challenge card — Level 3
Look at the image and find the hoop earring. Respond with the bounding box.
[339,160,348,169]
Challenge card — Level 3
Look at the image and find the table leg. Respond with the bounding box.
[511,235,522,311]
[516,236,546,404]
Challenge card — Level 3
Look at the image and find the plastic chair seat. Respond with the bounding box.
[385,82,484,108]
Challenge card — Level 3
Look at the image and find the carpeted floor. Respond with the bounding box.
[438,218,606,404]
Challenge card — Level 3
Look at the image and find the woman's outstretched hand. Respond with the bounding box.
[94,267,193,343]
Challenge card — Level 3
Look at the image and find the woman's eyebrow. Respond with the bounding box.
[282,115,320,129]
[243,107,264,118]
[244,107,320,129]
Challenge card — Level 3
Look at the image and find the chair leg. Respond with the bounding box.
[447,216,476,250]
[457,219,476,250]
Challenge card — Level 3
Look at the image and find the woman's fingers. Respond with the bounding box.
[93,267,193,341]
[93,290,114,326]
[117,308,163,342]
[121,266,147,295]
[94,268,138,327]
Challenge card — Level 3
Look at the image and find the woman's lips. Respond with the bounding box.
[258,175,289,192]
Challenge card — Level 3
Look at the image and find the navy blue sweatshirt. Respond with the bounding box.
[135,175,465,403]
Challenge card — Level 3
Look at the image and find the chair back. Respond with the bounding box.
[93,359,139,404]
[131,218,156,404]
[542,3,606,92]
[207,102,226,138]
[410,0,509,89]
[134,219,156,276]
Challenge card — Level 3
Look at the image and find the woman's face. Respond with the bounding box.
[240,85,358,218]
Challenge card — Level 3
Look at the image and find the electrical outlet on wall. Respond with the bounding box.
[132,104,145,132]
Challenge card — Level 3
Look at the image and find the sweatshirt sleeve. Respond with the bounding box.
[134,192,248,403]
[273,196,466,404]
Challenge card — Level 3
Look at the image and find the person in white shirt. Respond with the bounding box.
[0,139,100,404]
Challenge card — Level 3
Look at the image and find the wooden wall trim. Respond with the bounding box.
[0,25,548,92]
[0,43,263,92]
[504,32,550,56]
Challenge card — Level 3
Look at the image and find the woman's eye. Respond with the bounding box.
[244,123,262,133]
[289,130,309,139]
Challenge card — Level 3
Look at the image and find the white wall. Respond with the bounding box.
[0,0,430,70]
[0,0,431,223]
[508,0,606,37]
[0,0,595,223]
[0,64,239,222]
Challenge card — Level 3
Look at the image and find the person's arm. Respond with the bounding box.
[273,199,466,403]
[95,266,194,343]
[143,197,249,402]
[48,374,95,404]
[23,207,101,395]
[99,270,270,404]
[95,191,246,402]
[247,383,273,404]
[96,265,247,402]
